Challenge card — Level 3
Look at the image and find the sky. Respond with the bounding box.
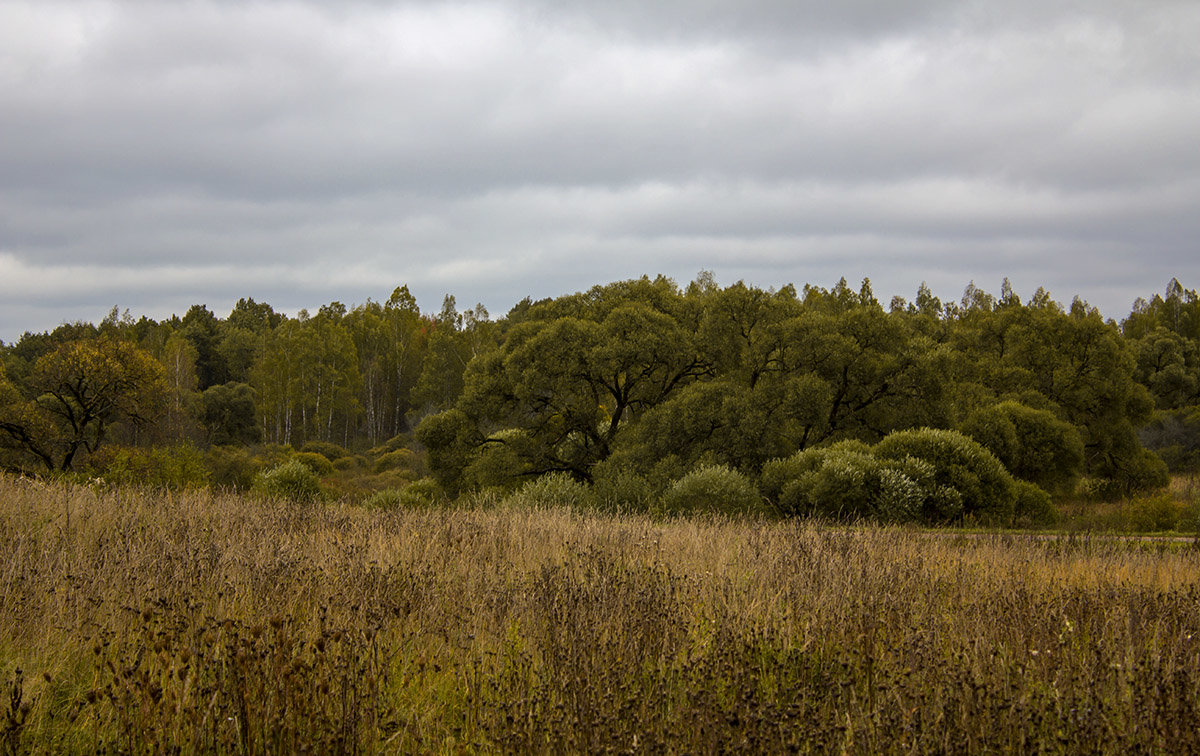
[1,0,1198,341]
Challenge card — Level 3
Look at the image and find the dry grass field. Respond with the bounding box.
[1,473,1198,754]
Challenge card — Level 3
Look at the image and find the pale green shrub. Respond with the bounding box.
[659,464,766,517]
[252,459,322,503]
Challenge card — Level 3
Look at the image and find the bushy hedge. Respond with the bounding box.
[252,459,322,503]
[507,472,591,509]
[762,429,1027,525]
[589,460,656,513]
[659,464,766,517]
[363,478,445,510]
[299,440,352,461]
[761,441,932,523]
[960,401,1084,492]
[873,428,1017,524]
[1013,479,1058,527]
[84,444,211,491]
[292,451,335,476]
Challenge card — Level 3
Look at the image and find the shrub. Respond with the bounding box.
[292,451,334,476]
[205,445,261,491]
[506,472,591,509]
[763,441,923,521]
[83,444,210,490]
[299,441,351,461]
[659,464,766,518]
[873,461,928,523]
[369,433,412,456]
[1126,492,1194,532]
[252,460,322,503]
[362,478,445,510]
[332,456,362,472]
[374,448,418,475]
[461,430,528,491]
[760,440,871,511]
[874,428,1017,525]
[960,401,1084,493]
[149,445,211,490]
[1012,480,1058,528]
[590,461,656,513]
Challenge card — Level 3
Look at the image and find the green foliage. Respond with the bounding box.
[873,428,1017,524]
[84,444,211,490]
[252,309,362,447]
[1012,480,1058,528]
[370,433,412,455]
[507,472,592,510]
[762,441,930,523]
[0,337,168,471]
[1140,407,1200,473]
[362,478,445,510]
[1123,492,1199,533]
[1084,446,1170,499]
[1065,489,1199,533]
[199,382,260,446]
[252,459,322,503]
[414,409,478,495]
[658,464,766,517]
[373,447,418,474]
[589,459,656,513]
[960,401,1084,492]
[204,445,262,490]
[291,451,334,476]
[297,441,349,460]
[3,276,1190,517]
[952,289,1161,494]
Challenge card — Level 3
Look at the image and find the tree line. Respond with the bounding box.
[1,276,1198,516]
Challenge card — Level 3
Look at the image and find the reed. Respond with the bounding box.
[1,474,1197,753]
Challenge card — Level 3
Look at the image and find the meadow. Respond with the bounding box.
[1,473,1198,754]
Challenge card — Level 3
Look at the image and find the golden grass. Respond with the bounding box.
[1,473,1199,753]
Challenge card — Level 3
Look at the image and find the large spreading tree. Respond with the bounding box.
[0,337,168,471]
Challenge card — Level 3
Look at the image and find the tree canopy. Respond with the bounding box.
[1,276,1193,510]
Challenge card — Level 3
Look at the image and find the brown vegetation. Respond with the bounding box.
[1,474,1198,753]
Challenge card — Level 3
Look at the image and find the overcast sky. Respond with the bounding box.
[2,0,1198,341]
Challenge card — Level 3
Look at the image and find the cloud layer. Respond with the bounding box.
[2,0,1198,339]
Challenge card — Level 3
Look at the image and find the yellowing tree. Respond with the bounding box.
[0,337,168,471]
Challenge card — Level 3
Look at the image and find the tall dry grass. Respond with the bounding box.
[1,473,1198,753]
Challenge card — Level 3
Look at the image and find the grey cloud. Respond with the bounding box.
[1,0,1197,340]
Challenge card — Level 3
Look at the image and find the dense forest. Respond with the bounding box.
[2,275,1198,525]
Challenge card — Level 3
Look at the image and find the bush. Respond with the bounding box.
[252,460,322,503]
[960,401,1084,493]
[332,456,362,472]
[590,461,656,513]
[363,478,445,510]
[760,440,871,513]
[762,441,933,522]
[506,472,591,509]
[873,461,929,523]
[374,448,419,475]
[659,465,766,518]
[369,433,412,456]
[803,449,877,520]
[461,430,528,491]
[205,445,262,491]
[83,444,210,491]
[1127,492,1195,533]
[1012,480,1058,528]
[874,428,1017,525]
[299,441,351,461]
[292,451,334,476]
